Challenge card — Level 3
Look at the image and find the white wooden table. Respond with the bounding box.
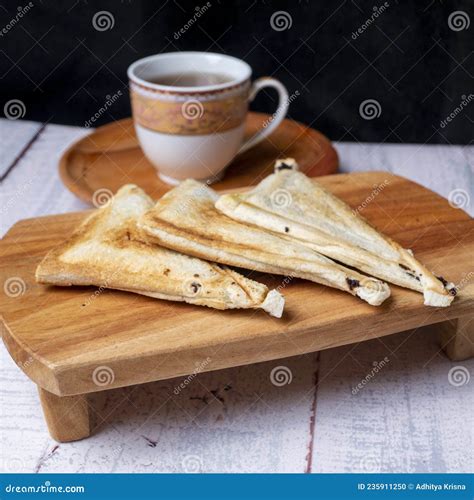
[0,118,472,473]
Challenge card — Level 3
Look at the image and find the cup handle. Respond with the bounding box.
[237,77,289,155]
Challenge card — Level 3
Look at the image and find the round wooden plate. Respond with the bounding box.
[59,112,338,203]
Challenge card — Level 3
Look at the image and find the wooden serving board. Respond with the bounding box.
[59,113,338,203]
[1,171,473,406]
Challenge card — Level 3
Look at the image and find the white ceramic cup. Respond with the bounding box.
[127,52,289,185]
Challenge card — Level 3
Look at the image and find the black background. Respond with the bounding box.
[1,0,473,144]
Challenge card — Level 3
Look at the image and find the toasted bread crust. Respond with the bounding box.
[139,180,390,306]
[36,184,284,316]
[216,163,455,307]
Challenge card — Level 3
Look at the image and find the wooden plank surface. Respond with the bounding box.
[0,118,473,473]
[2,172,472,397]
[311,327,473,473]
[0,123,90,236]
[0,120,43,179]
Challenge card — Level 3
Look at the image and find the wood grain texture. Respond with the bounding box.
[1,118,472,472]
[38,388,90,442]
[59,114,338,204]
[439,316,474,361]
[1,172,473,399]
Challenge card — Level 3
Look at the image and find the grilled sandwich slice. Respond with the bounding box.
[138,180,391,306]
[36,184,284,317]
[216,159,456,307]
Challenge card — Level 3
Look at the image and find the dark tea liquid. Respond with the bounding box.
[147,72,234,87]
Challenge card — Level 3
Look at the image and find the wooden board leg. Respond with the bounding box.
[38,387,90,442]
[440,316,474,361]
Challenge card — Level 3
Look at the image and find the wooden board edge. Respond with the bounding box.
[58,141,94,205]
[1,170,471,246]
[0,210,92,244]
[25,302,474,397]
[1,317,61,395]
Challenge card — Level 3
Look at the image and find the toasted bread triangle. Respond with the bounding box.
[216,161,456,307]
[138,180,391,306]
[35,185,284,317]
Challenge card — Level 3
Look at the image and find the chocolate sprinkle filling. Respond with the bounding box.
[284,226,290,233]
[277,163,293,171]
[436,275,457,296]
[346,278,360,290]
[190,282,202,294]
[437,276,448,287]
